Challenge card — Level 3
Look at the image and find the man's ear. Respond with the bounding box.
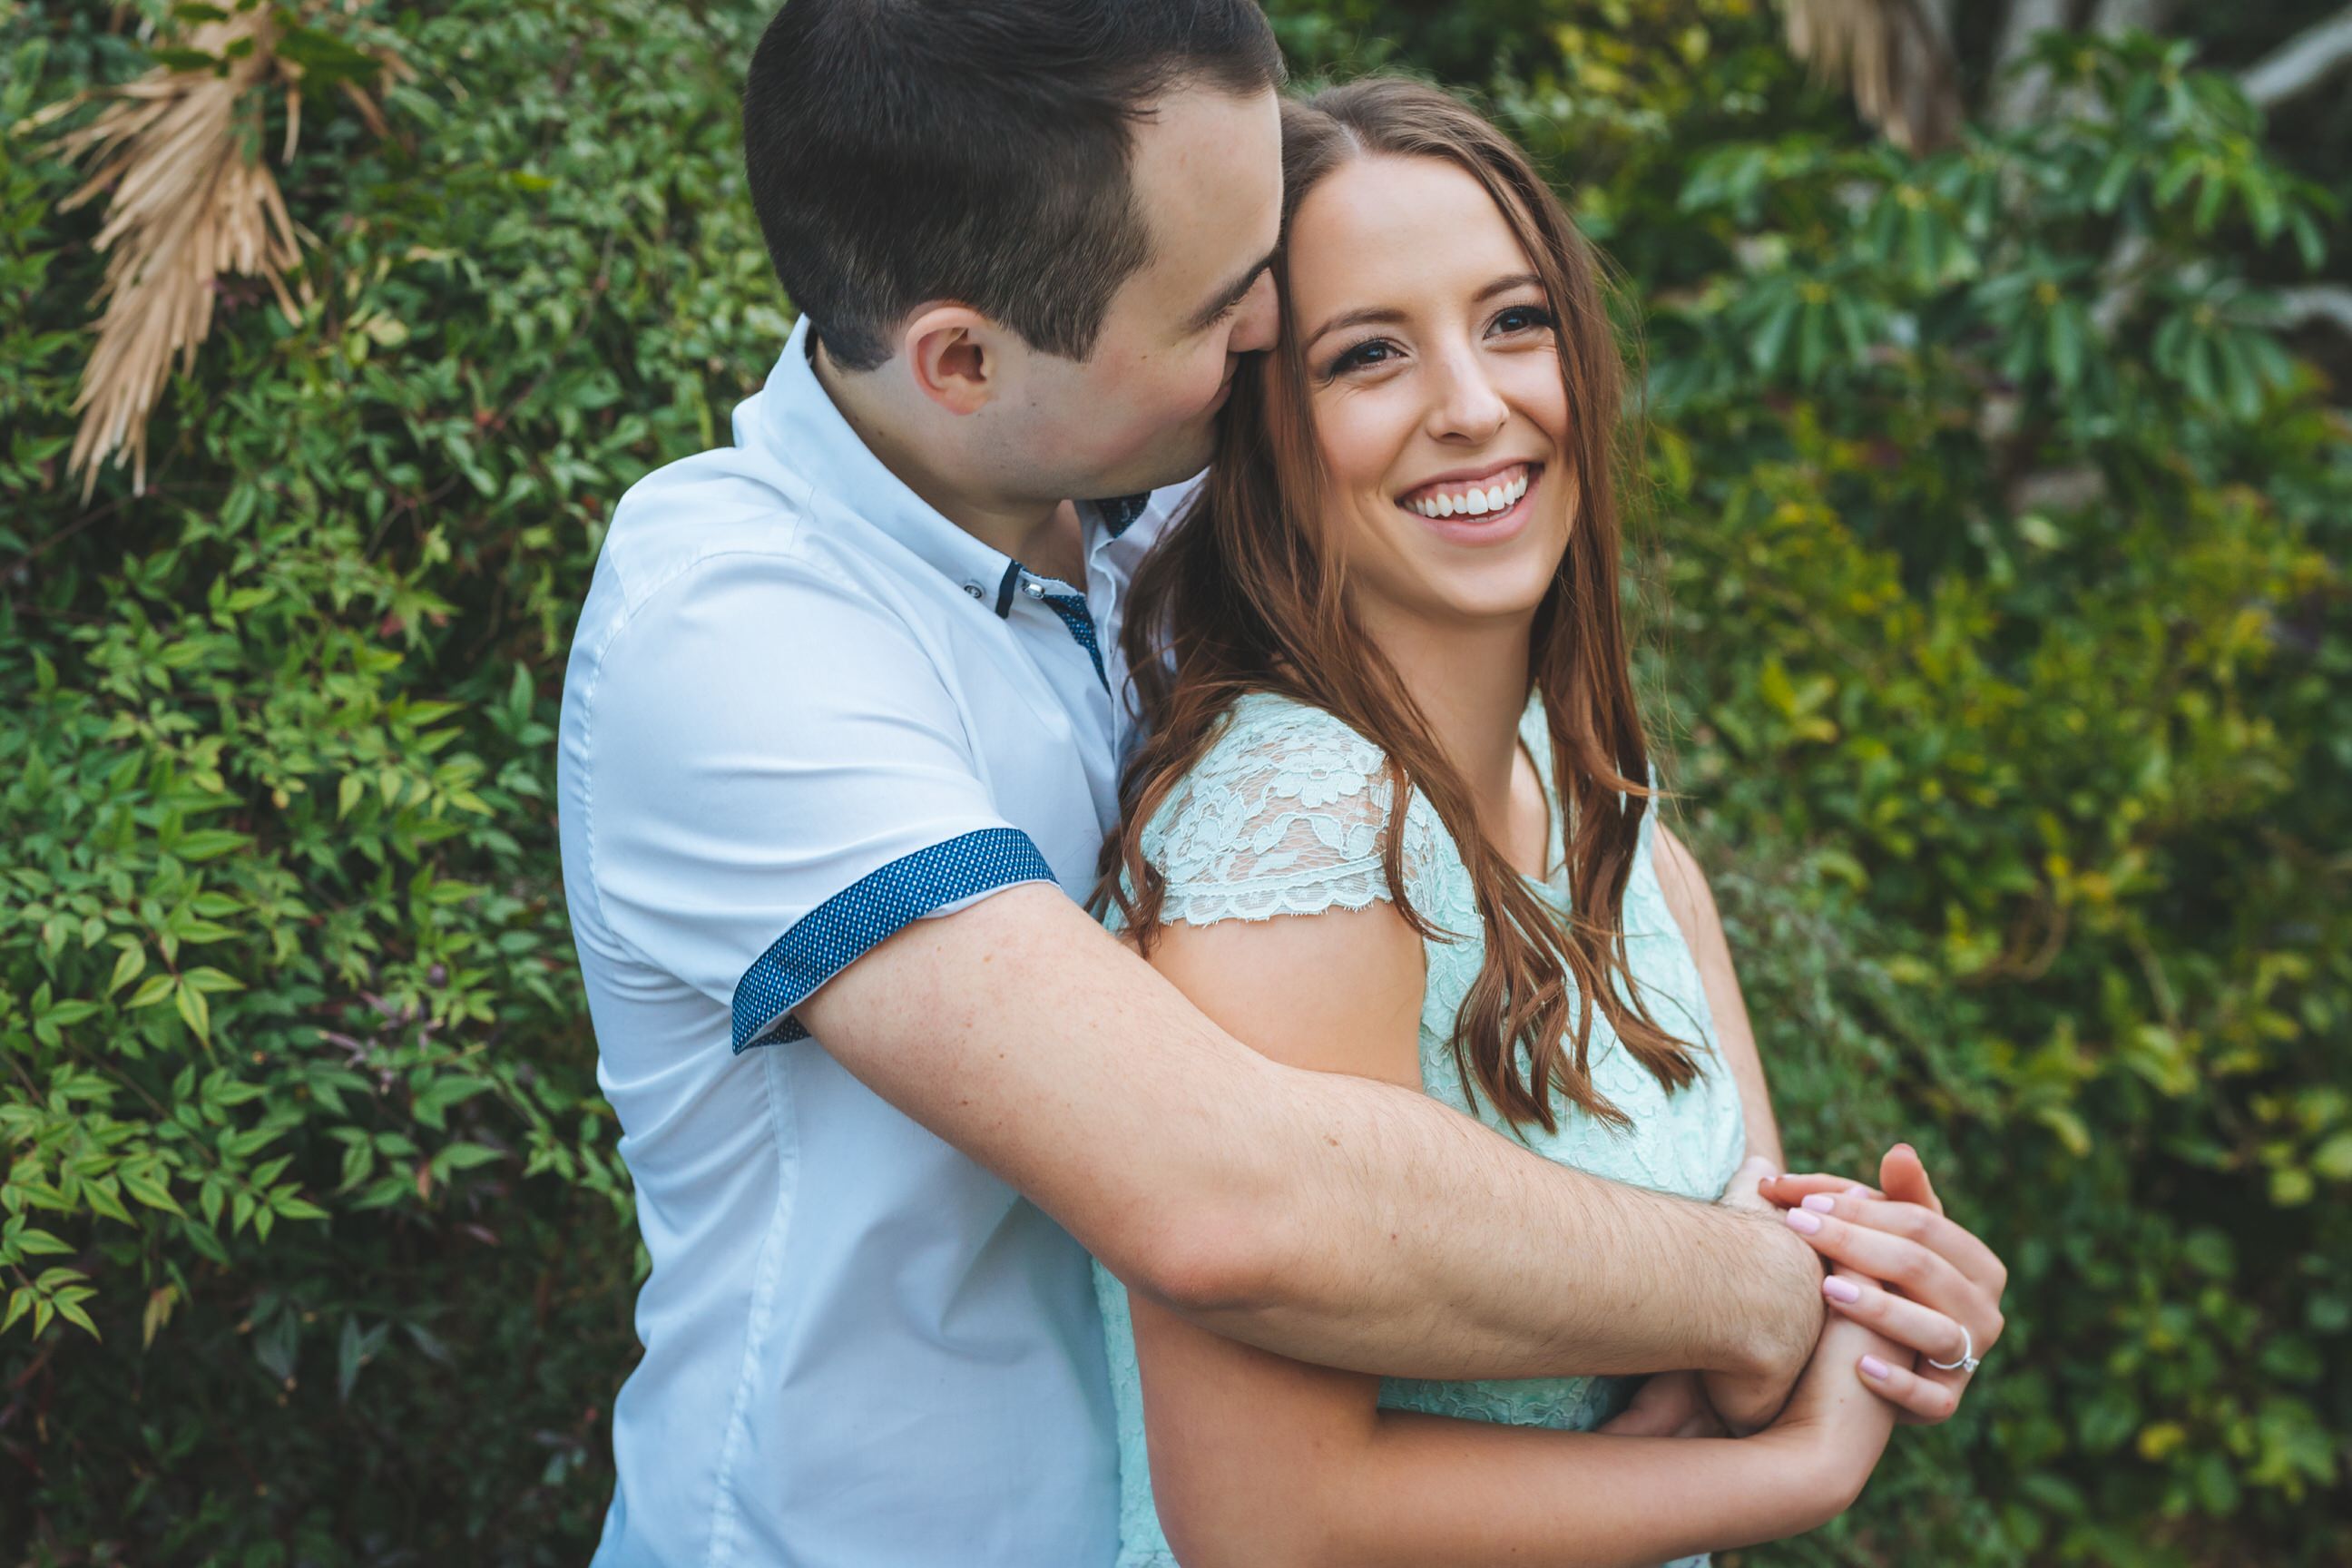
[898,305,1005,416]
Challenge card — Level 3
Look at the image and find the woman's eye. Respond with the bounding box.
[1328,338,1397,377]
[1492,305,1554,335]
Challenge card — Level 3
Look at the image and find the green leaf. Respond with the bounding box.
[434,1142,504,1173]
[2241,172,2282,242]
[172,830,248,862]
[276,22,387,85]
[173,981,211,1047]
[120,1171,185,1218]
[2047,306,2083,389]
[83,1181,133,1226]
[53,1296,100,1339]
[2287,208,2326,270]
[1749,292,1800,374]
[2091,148,2136,213]
[2311,1132,2352,1181]
[2192,169,2230,233]
[126,975,177,1010]
[338,1316,368,1403]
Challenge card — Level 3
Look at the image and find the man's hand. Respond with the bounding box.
[1695,1156,1825,1435]
[1759,1145,2008,1425]
[1747,1265,1905,1521]
[1597,1370,1728,1438]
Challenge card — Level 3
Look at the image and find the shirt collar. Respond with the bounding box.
[746,316,1153,587]
[1092,492,1151,539]
[746,318,1007,596]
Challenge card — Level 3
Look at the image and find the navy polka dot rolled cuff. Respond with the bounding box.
[730,827,1057,1052]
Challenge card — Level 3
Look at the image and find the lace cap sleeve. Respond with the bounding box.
[1141,695,1438,927]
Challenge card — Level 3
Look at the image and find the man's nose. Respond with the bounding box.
[1229,270,1279,354]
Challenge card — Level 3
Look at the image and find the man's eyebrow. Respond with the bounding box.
[1303,273,1547,352]
[1184,248,1279,334]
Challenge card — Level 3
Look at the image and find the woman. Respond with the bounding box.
[1091,79,1986,1566]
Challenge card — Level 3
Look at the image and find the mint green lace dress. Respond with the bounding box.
[1093,691,1746,1568]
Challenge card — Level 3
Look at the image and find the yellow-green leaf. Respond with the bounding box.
[126,975,177,1010]
[173,980,211,1047]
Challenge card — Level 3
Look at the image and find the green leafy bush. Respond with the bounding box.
[3,2,2345,1563]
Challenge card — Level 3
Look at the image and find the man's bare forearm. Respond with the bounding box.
[800,885,1821,1383]
[1181,1057,1824,1380]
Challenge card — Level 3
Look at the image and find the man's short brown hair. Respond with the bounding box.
[742,0,1285,371]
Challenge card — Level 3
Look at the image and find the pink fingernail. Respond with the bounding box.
[1823,1276,1861,1303]
[1844,1184,1870,1198]
[1860,1356,1892,1381]
[1785,1209,1823,1235]
[1802,1193,1837,1213]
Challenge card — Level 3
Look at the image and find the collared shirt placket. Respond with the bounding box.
[989,559,1108,692]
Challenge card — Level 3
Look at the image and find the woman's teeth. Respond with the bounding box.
[1402,466,1530,520]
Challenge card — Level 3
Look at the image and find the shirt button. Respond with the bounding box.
[1021,580,1046,600]
[962,583,985,600]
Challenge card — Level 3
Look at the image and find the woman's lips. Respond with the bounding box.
[1396,462,1543,545]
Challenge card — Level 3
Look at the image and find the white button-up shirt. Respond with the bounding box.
[558,317,1187,1565]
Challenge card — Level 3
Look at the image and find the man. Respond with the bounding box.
[556,3,1997,1563]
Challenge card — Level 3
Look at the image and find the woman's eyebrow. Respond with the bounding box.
[1302,305,1406,352]
[1304,274,1545,352]
[1475,271,1543,303]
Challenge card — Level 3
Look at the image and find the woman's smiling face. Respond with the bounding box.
[1284,153,1573,634]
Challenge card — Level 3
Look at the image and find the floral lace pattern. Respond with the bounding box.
[1096,691,1744,1568]
[1141,695,1446,927]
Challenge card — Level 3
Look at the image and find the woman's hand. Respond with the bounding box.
[1761,1144,2008,1426]
[1753,1270,1905,1520]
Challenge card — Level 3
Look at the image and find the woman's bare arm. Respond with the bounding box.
[1652,823,1782,1168]
[1122,900,1893,1566]
[1651,828,2015,1427]
[1138,1289,1893,1568]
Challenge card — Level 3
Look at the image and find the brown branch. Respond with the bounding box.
[2242,6,2352,111]
[1988,0,2077,130]
[2273,285,2352,338]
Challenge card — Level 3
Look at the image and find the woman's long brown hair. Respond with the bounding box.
[1102,77,1699,1131]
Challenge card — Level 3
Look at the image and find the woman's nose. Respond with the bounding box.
[1425,350,1509,444]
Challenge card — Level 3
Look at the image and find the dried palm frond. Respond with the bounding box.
[1781,0,1963,155]
[24,7,403,498]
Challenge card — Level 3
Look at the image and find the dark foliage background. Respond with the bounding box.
[3,0,2346,1561]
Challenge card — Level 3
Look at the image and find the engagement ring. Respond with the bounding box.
[1928,1324,1981,1375]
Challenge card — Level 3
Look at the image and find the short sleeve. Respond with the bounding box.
[1139,698,1441,926]
[567,552,1054,1053]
